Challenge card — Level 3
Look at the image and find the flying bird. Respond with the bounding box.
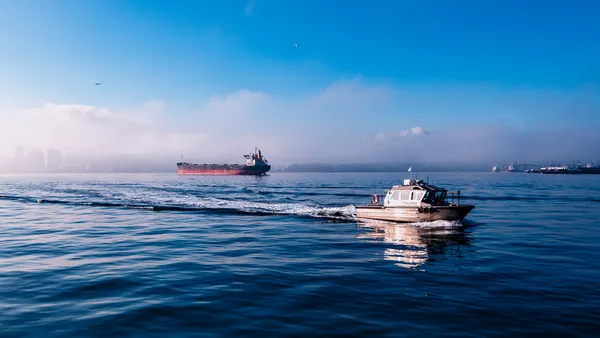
[95,82,102,85]
[294,43,299,48]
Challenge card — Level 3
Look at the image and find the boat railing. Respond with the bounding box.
[448,191,461,206]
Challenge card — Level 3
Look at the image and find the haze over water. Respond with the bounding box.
[1,172,599,336]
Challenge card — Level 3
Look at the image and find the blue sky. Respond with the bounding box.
[0,0,598,164]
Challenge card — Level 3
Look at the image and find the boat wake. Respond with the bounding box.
[0,194,357,222]
[1,191,468,225]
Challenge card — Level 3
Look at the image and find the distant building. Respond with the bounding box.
[13,146,26,171]
[0,155,10,172]
[63,148,87,172]
[46,148,64,172]
[27,148,46,172]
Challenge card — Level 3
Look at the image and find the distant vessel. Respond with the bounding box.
[501,163,520,172]
[354,172,475,223]
[540,162,600,175]
[177,148,271,175]
[493,163,521,172]
[494,162,546,173]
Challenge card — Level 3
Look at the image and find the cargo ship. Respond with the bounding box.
[540,162,600,175]
[177,148,271,175]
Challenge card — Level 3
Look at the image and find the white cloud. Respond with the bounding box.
[398,126,430,137]
[408,126,428,136]
[374,132,388,141]
[0,102,208,159]
[204,90,268,114]
[374,126,431,141]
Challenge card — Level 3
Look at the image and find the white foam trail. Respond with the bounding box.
[97,187,358,220]
[48,185,464,224]
[409,220,462,228]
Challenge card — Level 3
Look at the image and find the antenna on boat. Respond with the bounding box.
[408,166,412,181]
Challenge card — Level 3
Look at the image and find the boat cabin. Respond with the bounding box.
[382,178,450,207]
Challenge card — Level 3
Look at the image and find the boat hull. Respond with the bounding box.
[176,163,270,176]
[541,168,600,175]
[355,205,475,223]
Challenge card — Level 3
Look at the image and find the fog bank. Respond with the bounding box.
[1,80,598,172]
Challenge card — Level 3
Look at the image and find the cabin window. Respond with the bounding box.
[391,191,400,200]
[412,191,424,201]
[400,191,412,200]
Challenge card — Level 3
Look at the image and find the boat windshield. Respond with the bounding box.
[424,190,446,203]
[432,191,446,202]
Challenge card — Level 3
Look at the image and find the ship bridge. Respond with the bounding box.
[244,148,269,167]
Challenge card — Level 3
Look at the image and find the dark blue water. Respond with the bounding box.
[1,172,599,337]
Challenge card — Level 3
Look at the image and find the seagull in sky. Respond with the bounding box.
[294,43,299,48]
[95,82,102,85]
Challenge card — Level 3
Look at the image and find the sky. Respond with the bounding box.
[0,0,599,167]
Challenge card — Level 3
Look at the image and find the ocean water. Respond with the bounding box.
[1,172,599,337]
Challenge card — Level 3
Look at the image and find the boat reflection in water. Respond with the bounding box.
[356,220,473,269]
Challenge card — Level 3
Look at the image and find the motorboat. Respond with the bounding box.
[354,175,475,223]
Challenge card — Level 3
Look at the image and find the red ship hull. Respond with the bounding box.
[176,163,270,176]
